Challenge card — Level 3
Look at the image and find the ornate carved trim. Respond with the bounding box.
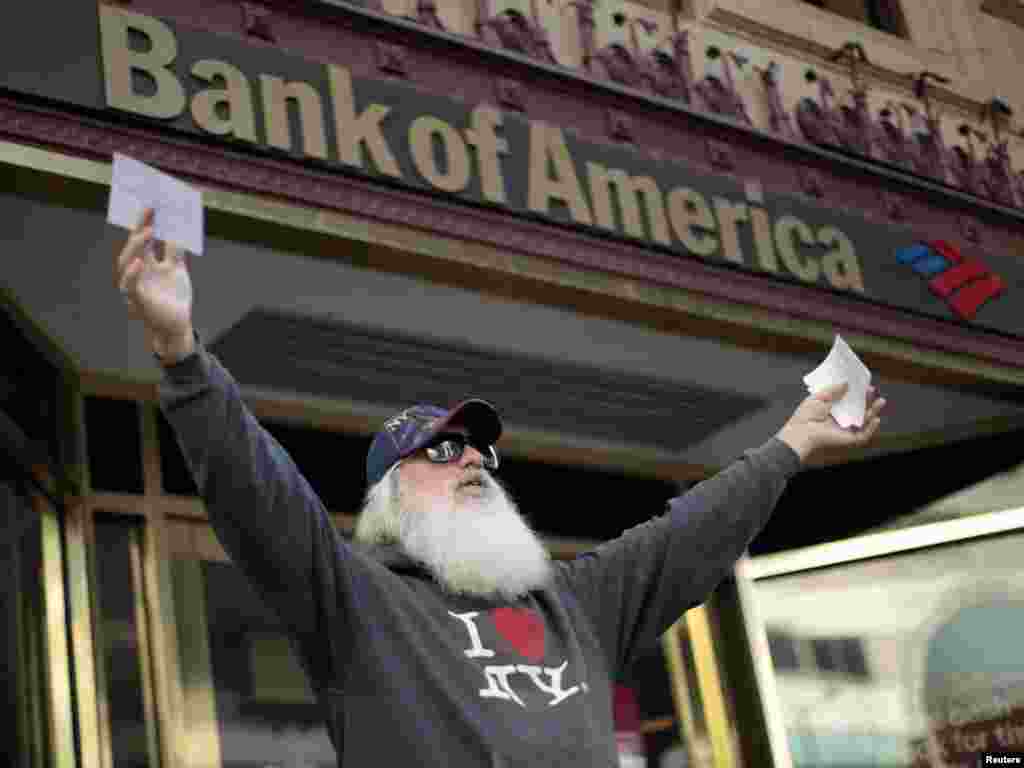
[129,0,1024,219]
[960,214,983,243]
[798,167,824,198]
[607,109,633,142]
[705,139,734,171]
[410,0,444,30]
[704,4,987,122]
[882,192,907,221]
[376,41,408,76]
[495,78,526,112]
[240,2,275,42]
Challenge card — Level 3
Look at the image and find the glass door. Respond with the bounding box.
[1,478,53,768]
[90,513,160,768]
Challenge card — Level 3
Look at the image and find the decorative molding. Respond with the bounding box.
[882,192,907,221]
[607,109,633,142]
[616,0,676,14]
[410,0,445,30]
[960,214,983,243]
[189,0,1024,219]
[704,4,987,122]
[375,41,408,76]
[705,138,734,170]
[240,1,275,42]
[476,2,557,65]
[495,78,525,112]
[137,0,1024,215]
[797,167,824,198]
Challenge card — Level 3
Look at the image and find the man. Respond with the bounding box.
[117,209,884,767]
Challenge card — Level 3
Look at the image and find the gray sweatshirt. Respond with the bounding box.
[158,343,801,768]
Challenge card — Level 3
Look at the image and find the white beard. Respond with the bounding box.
[355,467,552,599]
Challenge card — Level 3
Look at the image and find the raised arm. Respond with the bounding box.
[158,346,350,669]
[559,384,885,676]
[558,438,799,675]
[116,209,353,685]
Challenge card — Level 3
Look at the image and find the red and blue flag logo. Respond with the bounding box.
[895,240,1005,320]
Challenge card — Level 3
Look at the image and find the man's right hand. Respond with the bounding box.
[116,208,195,364]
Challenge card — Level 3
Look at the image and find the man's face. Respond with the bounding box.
[360,427,552,598]
[398,427,492,507]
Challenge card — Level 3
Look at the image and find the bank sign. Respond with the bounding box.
[0,5,1019,335]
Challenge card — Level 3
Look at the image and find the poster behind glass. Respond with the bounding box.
[753,531,1024,768]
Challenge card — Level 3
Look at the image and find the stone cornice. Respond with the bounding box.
[3,96,1023,371]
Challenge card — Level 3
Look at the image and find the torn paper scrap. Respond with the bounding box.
[802,335,872,428]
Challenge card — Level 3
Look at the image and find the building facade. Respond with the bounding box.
[2,1,1024,767]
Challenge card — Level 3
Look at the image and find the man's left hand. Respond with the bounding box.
[776,383,886,465]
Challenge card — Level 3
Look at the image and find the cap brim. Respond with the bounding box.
[423,398,502,450]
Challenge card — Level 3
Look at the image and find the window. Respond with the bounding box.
[2,480,53,765]
[766,630,801,672]
[801,0,907,37]
[811,636,841,673]
[810,636,871,679]
[839,636,869,679]
[766,632,870,679]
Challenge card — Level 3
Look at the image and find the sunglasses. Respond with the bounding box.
[422,434,499,471]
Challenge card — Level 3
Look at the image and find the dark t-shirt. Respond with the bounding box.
[159,344,800,767]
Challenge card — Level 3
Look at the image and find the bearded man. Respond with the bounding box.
[117,209,885,767]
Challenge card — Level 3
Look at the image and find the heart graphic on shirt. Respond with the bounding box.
[491,608,545,662]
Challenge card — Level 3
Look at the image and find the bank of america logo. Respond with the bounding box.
[896,240,1005,320]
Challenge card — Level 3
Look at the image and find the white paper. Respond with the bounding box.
[802,335,872,428]
[107,154,204,255]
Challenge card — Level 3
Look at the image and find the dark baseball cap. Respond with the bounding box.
[365,399,502,488]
